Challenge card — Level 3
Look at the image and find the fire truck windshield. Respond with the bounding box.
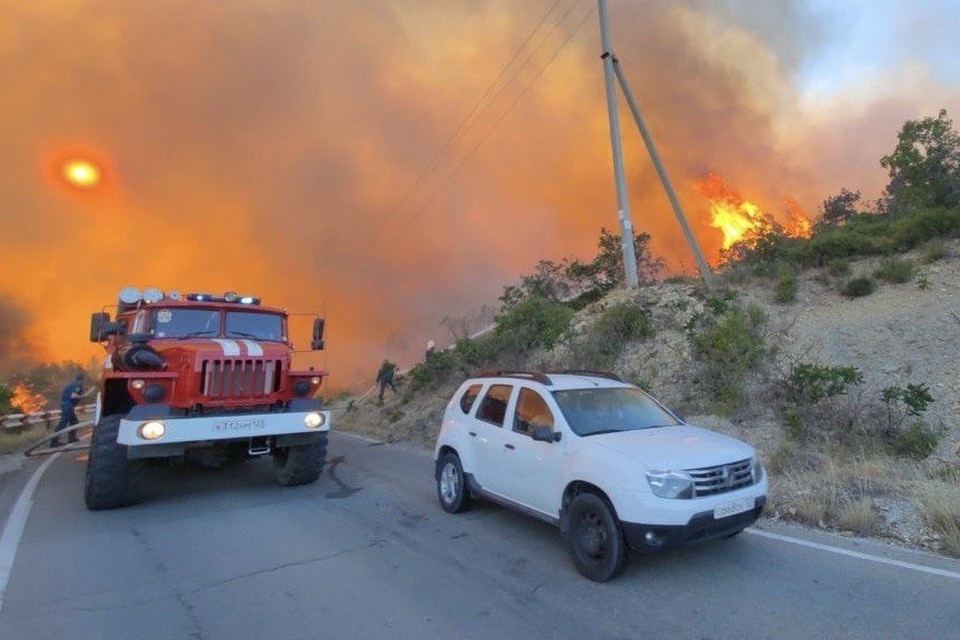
[225,311,285,342]
[149,308,220,338]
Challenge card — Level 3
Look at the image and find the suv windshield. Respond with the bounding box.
[552,387,681,437]
[225,311,285,341]
[149,308,220,338]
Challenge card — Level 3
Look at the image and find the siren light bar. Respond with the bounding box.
[117,287,260,306]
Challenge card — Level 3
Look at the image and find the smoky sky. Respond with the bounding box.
[0,0,957,388]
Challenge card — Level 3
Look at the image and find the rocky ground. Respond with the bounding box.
[335,239,960,556]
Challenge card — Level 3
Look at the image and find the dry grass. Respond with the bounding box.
[768,450,912,535]
[920,485,960,557]
[0,424,53,455]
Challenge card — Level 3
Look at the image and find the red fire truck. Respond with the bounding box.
[86,286,329,510]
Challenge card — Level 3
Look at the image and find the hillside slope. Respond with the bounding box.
[336,240,960,555]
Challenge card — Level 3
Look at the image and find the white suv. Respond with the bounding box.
[433,371,767,581]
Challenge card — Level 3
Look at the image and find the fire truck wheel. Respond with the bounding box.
[273,432,328,486]
[85,414,142,510]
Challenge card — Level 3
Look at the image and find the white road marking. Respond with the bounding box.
[746,527,960,581]
[336,431,384,445]
[0,454,59,613]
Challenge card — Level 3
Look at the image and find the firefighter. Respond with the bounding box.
[51,373,84,447]
[376,360,398,404]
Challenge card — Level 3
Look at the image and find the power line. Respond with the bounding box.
[396,2,598,233]
[386,0,569,224]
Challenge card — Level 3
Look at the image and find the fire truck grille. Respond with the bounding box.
[200,359,281,399]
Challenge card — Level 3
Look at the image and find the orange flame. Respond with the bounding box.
[784,198,813,239]
[696,173,769,250]
[11,383,46,414]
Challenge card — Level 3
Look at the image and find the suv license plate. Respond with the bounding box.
[714,497,754,520]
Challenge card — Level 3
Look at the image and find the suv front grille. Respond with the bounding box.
[689,459,753,497]
[200,359,281,400]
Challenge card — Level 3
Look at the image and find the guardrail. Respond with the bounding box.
[0,404,95,433]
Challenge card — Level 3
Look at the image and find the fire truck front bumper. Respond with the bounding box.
[116,401,330,454]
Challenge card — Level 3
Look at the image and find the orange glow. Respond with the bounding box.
[784,198,813,239]
[696,172,769,250]
[62,158,101,188]
[11,383,46,414]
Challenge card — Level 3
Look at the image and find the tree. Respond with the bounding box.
[880,109,960,213]
[582,227,664,292]
[0,382,12,415]
[819,188,862,225]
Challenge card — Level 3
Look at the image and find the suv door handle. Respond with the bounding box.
[504,444,515,450]
[468,431,477,437]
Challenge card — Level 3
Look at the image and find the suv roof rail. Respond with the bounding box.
[549,369,624,382]
[474,370,553,386]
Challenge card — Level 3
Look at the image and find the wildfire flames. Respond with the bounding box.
[697,173,812,252]
[11,383,47,414]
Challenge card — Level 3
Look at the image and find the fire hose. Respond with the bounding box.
[22,421,92,458]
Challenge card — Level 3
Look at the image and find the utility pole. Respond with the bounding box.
[597,0,714,286]
[598,0,639,289]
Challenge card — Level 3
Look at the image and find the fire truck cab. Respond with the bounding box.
[86,286,330,510]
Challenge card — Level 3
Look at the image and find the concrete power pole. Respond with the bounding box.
[597,0,715,286]
[598,0,639,289]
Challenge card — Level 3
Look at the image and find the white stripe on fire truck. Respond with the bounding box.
[211,339,241,356]
[240,340,263,356]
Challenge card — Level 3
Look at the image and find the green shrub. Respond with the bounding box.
[408,349,456,392]
[843,277,876,298]
[774,264,797,303]
[882,383,934,431]
[827,259,851,278]
[575,302,653,368]
[785,363,863,405]
[688,303,766,409]
[921,238,950,263]
[493,296,573,354]
[894,420,941,459]
[873,257,914,283]
[454,337,483,366]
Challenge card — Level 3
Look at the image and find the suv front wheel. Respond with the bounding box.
[565,493,626,582]
[437,452,472,513]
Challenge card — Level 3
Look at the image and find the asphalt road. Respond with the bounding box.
[1,431,959,640]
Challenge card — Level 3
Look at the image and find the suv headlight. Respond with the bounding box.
[646,470,694,499]
[750,457,765,484]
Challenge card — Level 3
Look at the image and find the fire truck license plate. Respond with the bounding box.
[713,497,753,520]
[212,418,266,433]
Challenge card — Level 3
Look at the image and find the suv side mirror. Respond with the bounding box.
[532,425,560,443]
[90,312,124,342]
[311,317,325,351]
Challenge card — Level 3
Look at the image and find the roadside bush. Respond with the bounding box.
[574,301,653,369]
[407,349,457,393]
[873,257,914,283]
[843,277,876,298]
[781,363,863,440]
[921,238,951,263]
[894,420,942,459]
[493,296,573,354]
[688,302,766,410]
[785,364,863,405]
[827,259,851,278]
[774,264,797,303]
[454,336,484,366]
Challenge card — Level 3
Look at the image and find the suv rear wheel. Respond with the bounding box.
[437,452,472,513]
[565,493,626,582]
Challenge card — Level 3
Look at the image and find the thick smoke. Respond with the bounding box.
[0,0,957,387]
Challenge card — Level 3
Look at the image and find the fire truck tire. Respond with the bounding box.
[273,432,328,486]
[85,414,142,510]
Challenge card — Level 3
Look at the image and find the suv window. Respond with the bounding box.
[475,384,512,427]
[552,387,680,436]
[513,388,554,436]
[459,384,482,414]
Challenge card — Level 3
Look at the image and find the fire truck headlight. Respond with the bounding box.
[138,421,166,440]
[131,379,145,390]
[311,376,321,385]
[304,412,325,429]
[143,383,165,403]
